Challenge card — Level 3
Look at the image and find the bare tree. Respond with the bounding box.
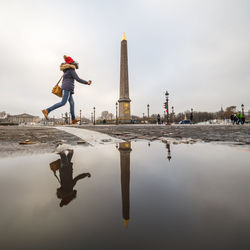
[223,106,236,119]
[100,111,114,120]
[101,111,109,120]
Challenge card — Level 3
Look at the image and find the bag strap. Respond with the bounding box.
[56,76,63,86]
[54,172,61,184]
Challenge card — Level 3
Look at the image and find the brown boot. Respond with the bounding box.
[42,109,49,120]
[72,119,80,124]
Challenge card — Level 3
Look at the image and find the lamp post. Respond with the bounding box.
[65,112,68,124]
[171,106,175,124]
[93,107,96,125]
[80,109,82,125]
[116,102,118,125]
[241,104,244,116]
[91,112,93,124]
[165,91,170,125]
[190,108,193,123]
[147,104,150,119]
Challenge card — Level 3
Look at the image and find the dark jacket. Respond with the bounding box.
[60,64,88,94]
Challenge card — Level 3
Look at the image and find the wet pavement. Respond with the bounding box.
[1,124,250,157]
[0,140,250,250]
[77,124,250,145]
[0,126,82,157]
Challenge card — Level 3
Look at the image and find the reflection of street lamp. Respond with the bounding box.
[147,104,150,118]
[116,102,118,125]
[165,91,170,125]
[241,104,244,116]
[93,107,96,125]
[166,143,171,162]
[80,109,82,125]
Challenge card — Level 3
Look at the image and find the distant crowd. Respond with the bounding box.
[230,112,245,125]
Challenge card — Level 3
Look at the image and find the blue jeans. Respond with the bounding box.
[47,90,75,120]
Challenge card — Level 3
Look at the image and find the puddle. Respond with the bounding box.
[0,141,250,250]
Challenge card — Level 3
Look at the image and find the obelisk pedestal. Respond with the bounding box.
[118,33,131,123]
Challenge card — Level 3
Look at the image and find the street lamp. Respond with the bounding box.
[147,104,150,118]
[116,102,118,125]
[80,109,82,125]
[241,104,244,116]
[165,91,170,125]
[93,107,96,125]
[91,112,93,124]
[171,106,175,123]
[190,108,193,122]
[65,112,68,124]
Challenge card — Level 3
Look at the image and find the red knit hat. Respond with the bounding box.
[64,55,74,64]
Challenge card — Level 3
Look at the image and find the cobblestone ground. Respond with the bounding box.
[0,126,81,157]
[76,124,250,145]
[1,124,250,157]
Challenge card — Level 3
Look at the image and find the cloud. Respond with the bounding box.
[0,0,249,117]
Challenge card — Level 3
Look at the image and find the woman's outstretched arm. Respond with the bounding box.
[71,69,89,84]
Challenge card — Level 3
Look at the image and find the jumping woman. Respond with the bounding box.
[42,55,92,124]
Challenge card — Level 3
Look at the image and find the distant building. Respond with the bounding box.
[7,113,40,124]
[0,111,7,119]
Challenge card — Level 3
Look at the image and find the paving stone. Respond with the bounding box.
[78,124,250,146]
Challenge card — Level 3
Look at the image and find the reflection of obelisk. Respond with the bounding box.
[118,142,132,227]
[118,33,131,123]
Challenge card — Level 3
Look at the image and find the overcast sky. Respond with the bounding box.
[0,0,249,118]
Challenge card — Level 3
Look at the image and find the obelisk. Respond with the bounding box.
[118,142,132,227]
[118,32,131,123]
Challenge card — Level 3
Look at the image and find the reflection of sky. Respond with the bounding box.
[0,142,250,249]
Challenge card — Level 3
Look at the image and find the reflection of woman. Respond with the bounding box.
[50,149,91,207]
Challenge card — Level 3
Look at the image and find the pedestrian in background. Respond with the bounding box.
[236,112,242,125]
[230,114,234,124]
[157,114,161,124]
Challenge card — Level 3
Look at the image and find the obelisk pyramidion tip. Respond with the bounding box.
[122,32,127,41]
